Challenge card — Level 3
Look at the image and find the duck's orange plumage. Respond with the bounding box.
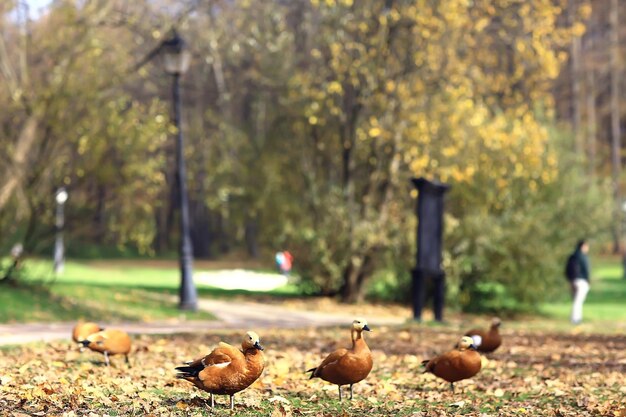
[176,331,265,410]
[422,336,481,392]
[81,329,132,367]
[307,318,373,400]
[464,317,502,353]
[72,322,102,344]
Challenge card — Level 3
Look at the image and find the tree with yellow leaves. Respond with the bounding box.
[282,0,608,305]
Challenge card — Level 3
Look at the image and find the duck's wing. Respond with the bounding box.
[430,349,481,382]
[206,342,242,364]
[195,343,247,391]
[176,343,238,379]
[423,349,458,374]
[308,348,348,378]
[461,350,482,373]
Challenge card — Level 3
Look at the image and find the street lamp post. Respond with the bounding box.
[161,31,197,311]
[54,187,68,274]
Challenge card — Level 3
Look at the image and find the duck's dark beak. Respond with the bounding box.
[469,343,477,350]
[363,324,371,332]
[254,341,264,351]
[79,340,90,347]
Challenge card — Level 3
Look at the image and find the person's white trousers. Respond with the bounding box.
[570,278,590,324]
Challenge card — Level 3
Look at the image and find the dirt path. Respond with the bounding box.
[0,298,406,346]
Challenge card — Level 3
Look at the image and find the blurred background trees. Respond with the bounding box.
[0,0,620,311]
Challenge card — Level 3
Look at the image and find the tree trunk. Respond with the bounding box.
[94,183,106,243]
[190,199,212,259]
[610,0,622,253]
[0,115,38,211]
[570,0,583,155]
[341,259,361,303]
[340,252,375,303]
[217,209,231,254]
[585,37,597,178]
[244,215,259,259]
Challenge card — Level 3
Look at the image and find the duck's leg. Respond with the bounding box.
[450,382,454,393]
[210,393,214,408]
[229,394,234,410]
[104,351,110,367]
[338,385,342,401]
[349,384,354,400]
[125,354,131,368]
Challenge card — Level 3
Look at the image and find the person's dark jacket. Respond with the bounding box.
[569,249,590,282]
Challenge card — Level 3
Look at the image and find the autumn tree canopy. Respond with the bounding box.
[0,0,615,310]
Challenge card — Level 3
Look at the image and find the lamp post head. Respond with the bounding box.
[161,30,191,76]
[55,187,68,204]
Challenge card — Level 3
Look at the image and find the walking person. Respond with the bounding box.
[565,239,591,324]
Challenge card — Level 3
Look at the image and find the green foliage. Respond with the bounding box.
[0,0,615,312]
[445,131,611,313]
[462,281,520,314]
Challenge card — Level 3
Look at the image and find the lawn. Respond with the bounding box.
[0,325,624,416]
[1,256,626,326]
[540,257,626,323]
[0,259,237,323]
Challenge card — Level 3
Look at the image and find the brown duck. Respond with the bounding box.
[422,336,481,392]
[72,322,102,346]
[307,318,373,400]
[176,331,265,410]
[464,317,502,353]
[80,329,132,367]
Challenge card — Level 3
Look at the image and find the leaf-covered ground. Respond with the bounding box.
[1,325,625,416]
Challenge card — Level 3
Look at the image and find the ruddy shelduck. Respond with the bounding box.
[175,331,265,410]
[307,318,373,400]
[80,329,132,367]
[72,322,102,351]
[422,336,481,392]
[464,317,502,353]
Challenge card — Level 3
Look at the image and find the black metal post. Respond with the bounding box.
[411,178,450,322]
[172,72,197,311]
[411,268,426,320]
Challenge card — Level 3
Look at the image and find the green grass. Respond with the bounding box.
[540,257,626,322]
[2,256,625,326]
[0,259,291,323]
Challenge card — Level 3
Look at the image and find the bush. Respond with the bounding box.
[445,132,611,314]
[362,130,611,315]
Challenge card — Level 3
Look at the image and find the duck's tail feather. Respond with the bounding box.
[306,367,317,379]
[175,364,202,378]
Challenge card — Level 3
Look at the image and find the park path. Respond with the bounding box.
[0,298,406,346]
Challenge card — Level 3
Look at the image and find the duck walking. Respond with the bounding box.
[422,336,481,392]
[72,322,102,351]
[175,331,265,410]
[80,329,132,367]
[307,318,373,400]
[464,317,502,353]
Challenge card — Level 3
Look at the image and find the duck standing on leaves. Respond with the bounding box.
[307,318,373,400]
[72,322,102,351]
[175,331,265,410]
[81,329,132,367]
[422,336,481,392]
[464,317,502,353]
